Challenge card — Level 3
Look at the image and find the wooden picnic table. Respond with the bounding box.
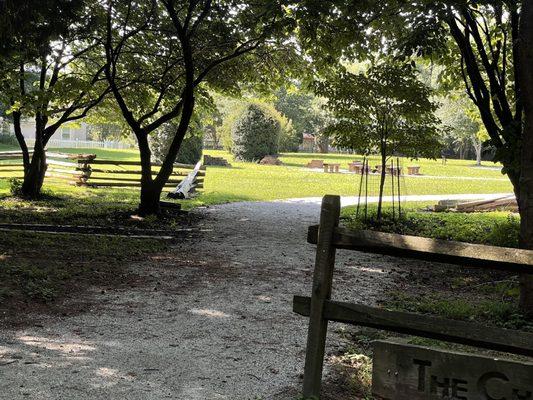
[323,163,340,173]
[306,159,324,169]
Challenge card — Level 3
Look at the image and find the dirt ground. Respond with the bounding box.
[0,200,415,400]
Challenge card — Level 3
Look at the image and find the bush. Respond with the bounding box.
[9,178,23,196]
[231,103,280,161]
[176,134,203,164]
[0,133,18,146]
[151,123,203,165]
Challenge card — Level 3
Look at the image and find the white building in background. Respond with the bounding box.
[3,120,131,149]
[10,120,88,141]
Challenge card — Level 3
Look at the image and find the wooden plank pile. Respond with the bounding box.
[433,196,517,212]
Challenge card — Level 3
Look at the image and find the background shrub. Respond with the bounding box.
[230,103,280,161]
[151,123,203,165]
[0,133,18,146]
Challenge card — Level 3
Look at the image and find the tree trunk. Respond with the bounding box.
[316,135,329,153]
[518,0,533,315]
[12,111,30,170]
[20,141,47,198]
[474,142,483,166]
[377,147,387,221]
[136,132,162,216]
[138,182,162,216]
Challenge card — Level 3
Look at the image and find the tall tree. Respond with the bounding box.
[518,0,533,312]
[101,0,295,215]
[317,61,441,219]
[0,0,109,197]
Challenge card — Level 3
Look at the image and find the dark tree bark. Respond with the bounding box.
[445,5,533,313]
[20,142,47,198]
[518,0,533,315]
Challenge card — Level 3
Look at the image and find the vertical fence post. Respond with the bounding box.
[302,195,341,398]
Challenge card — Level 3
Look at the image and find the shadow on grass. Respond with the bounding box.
[0,188,189,229]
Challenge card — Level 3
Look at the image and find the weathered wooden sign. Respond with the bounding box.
[372,341,533,400]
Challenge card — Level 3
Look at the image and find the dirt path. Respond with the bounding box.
[0,200,406,400]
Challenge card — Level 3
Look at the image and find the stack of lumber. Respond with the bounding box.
[456,196,518,212]
[433,196,517,212]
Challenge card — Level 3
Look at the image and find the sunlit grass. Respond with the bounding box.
[0,147,514,216]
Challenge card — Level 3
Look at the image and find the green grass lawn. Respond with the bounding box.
[193,150,512,206]
[0,146,515,225]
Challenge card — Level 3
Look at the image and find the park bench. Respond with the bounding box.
[306,159,324,169]
[294,195,533,399]
[323,163,340,173]
[386,165,402,176]
[347,161,363,173]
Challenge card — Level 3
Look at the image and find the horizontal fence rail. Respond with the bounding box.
[0,151,204,196]
[294,296,533,358]
[25,138,133,149]
[307,225,533,274]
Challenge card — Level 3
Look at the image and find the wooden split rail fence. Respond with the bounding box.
[0,151,204,195]
[295,195,533,399]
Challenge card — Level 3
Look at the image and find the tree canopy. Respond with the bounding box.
[99,0,298,214]
[317,61,441,218]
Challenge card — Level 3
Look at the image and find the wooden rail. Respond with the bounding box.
[0,151,205,196]
[293,296,533,357]
[307,225,533,274]
[296,195,533,399]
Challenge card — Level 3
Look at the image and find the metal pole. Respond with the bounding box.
[391,159,395,220]
[364,159,369,221]
[356,157,365,217]
[397,157,402,218]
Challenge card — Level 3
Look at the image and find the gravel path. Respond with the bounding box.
[0,198,433,399]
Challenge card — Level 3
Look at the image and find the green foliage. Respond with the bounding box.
[0,133,17,146]
[343,206,520,248]
[176,135,203,165]
[218,99,248,152]
[231,103,281,161]
[151,123,204,165]
[387,291,532,331]
[317,61,442,159]
[9,178,22,196]
[273,86,317,142]
[277,117,300,152]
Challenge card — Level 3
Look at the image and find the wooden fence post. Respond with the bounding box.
[302,195,341,398]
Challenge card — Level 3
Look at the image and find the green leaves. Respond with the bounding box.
[317,60,442,159]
